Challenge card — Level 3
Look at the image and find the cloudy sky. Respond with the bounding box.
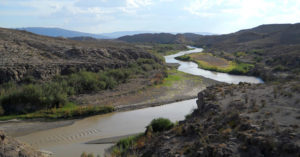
[1,0,300,34]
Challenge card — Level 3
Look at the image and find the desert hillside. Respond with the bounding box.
[0,28,159,83]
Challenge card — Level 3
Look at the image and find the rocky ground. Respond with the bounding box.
[0,131,51,157]
[119,82,300,157]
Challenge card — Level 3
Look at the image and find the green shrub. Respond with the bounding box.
[141,64,153,71]
[0,84,68,115]
[147,118,174,132]
[0,57,165,117]
[112,134,143,156]
[234,51,246,57]
[273,65,288,72]
[175,55,191,61]
[0,106,4,116]
[81,152,88,157]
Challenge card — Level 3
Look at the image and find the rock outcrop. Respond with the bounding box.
[0,131,50,157]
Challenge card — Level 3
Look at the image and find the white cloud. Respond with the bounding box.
[126,0,153,8]
[184,0,300,32]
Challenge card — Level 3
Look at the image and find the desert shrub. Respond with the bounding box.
[87,153,94,157]
[106,69,130,83]
[0,57,165,116]
[175,55,191,61]
[273,65,288,72]
[112,134,143,156]
[0,84,68,114]
[141,64,153,71]
[20,75,36,84]
[81,152,88,157]
[254,56,263,62]
[229,63,254,74]
[147,118,174,132]
[67,71,102,93]
[234,51,246,57]
[137,58,156,65]
[0,106,4,115]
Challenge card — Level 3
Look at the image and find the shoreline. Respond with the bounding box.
[0,94,202,137]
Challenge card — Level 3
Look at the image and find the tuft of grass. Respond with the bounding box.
[157,69,196,87]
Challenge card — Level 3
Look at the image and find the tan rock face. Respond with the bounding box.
[0,131,50,157]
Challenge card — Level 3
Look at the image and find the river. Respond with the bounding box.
[165,46,263,84]
[16,47,263,157]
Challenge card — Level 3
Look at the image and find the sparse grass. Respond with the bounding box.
[111,117,174,156]
[158,69,195,87]
[0,104,114,121]
[175,53,254,74]
[111,134,144,157]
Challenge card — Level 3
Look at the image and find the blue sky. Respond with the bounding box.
[1,0,300,34]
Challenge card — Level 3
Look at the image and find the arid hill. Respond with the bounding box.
[113,82,300,157]
[0,28,159,83]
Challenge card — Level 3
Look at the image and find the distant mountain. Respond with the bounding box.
[68,36,98,41]
[16,27,215,39]
[117,33,203,44]
[194,32,216,35]
[17,27,109,39]
[195,23,300,49]
[101,31,158,38]
[118,33,191,44]
[16,27,160,39]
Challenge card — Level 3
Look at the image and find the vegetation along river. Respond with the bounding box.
[16,47,263,157]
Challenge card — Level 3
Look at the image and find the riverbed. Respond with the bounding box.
[16,47,263,157]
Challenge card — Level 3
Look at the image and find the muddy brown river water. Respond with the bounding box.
[16,47,263,157]
[17,99,198,157]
